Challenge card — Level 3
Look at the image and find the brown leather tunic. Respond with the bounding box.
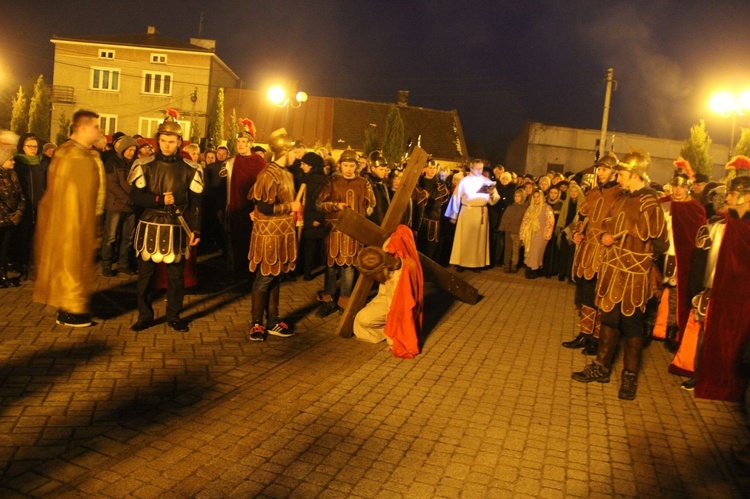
[248,162,297,276]
[316,175,375,266]
[595,188,666,316]
[573,181,622,280]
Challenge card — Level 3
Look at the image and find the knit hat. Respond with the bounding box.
[116,136,138,156]
[0,148,14,166]
[42,142,56,154]
[301,152,324,171]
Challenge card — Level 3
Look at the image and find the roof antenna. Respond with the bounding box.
[198,12,204,37]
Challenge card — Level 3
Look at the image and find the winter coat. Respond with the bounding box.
[0,167,26,227]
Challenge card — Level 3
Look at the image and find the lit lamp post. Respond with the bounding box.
[709,90,750,158]
[267,82,308,128]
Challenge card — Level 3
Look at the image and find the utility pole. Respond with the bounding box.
[598,68,615,160]
[198,12,204,37]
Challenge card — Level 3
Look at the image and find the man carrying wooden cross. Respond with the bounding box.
[353,225,423,359]
[334,146,479,344]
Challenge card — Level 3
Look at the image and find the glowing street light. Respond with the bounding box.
[709,90,750,157]
[267,82,308,108]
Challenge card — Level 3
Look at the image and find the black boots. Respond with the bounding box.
[665,325,679,352]
[618,370,638,400]
[618,336,642,400]
[562,333,589,349]
[581,339,599,356]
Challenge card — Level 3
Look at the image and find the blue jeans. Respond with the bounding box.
[324,264,355,298]
[101,211,135,269]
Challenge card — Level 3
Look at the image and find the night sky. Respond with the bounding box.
[2,0,750,156]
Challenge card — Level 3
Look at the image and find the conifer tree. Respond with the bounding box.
[734,128,750,157]
[382,106,404,167]
[10,86,28,136]
[209,87,225,148]
[226,108,238,156]
[55,110,70,145]
[679,119,712,178]
[27,75,51,141]
[362,124,380,157]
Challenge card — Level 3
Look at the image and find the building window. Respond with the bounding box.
[139,117,190,139]
[99,114,118,136]
[150,53,167,64]
[91,67,120,91]
[142,71,172,95]
[99,49,115,59]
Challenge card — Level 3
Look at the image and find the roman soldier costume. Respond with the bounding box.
[652,158,705,351]
[316,151,376,267]
[563,152,621,353]
[573,149,667,400]
[417,164,450,261]
[128,110,203,332]
[224,118,266,279]
[248,128,298,341]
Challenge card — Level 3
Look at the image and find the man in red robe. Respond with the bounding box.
[224,119,266,280]
[695,173,750,403]
[353,225,423,359]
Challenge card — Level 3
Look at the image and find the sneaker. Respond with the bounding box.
[316,301,339,318]
[618,370,638,400]
[56,310,94,328]
[268,320,294,337]
[249,324,266,341]
[571,363,611,383]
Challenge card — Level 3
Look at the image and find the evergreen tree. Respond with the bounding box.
[190,115,200,144]
[27,75,51,141]
[226,108,238,156]
[362,124,380,157]
[382,106,404,167]
[734,128,750,157]
[679,119,712,178]
[209,87,225,148]
[10,86,28,136]
[55,110,71,145]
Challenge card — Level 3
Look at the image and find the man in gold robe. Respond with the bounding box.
[33,110,105,327]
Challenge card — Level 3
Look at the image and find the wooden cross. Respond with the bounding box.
[335,146,478,338]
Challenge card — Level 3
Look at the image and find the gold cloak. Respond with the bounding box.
[33,140,104,314]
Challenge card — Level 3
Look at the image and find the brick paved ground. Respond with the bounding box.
[0,257,748,498]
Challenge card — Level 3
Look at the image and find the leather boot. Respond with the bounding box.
[562,333,590,349]
[266,283,280,324]
[581,339,598,355]
[596,325,620,370]
[618,336,643,400]
[251,291,266,326]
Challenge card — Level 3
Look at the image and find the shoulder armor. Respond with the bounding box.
[127,156,154,188]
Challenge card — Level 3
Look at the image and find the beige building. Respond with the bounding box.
[506,122,730,184]
[50,26,239,141]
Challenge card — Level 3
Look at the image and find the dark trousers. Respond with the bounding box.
[137,257,186,321]
[0,225,15,272]
[600,305,644,339]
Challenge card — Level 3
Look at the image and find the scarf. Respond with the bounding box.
[522,200,544,249]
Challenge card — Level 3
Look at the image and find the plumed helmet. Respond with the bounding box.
[726,155,750,177]
[669,173,693,188]
[368,150,389,168]
[267,128,292,155]
[729,176,750,196]
[238,118,256,139]
[615,148,651,182]
[706,185,727,212]
[157,109,182,137]
[595,151,618,169]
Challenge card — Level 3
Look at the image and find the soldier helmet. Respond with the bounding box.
[368,150,389,168]
[338,149,358,164]
[388,168,404,180]
[238,118,256,140]
[267,128,292,155]
[615,148,651,182]
[726,155,750,176]
[595,151,618,169]
[728,176,750,196]
[157,109,182,137]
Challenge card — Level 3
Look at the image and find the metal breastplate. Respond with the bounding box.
[703,222,726,289]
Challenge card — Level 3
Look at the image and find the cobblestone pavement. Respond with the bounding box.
[0,258,748,498]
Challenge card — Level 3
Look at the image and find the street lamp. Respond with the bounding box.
[267,84,308,108]
[709,90,750,157]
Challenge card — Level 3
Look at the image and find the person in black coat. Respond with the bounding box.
[298,152,328,280]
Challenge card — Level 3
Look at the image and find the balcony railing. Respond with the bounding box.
[48,85,75,104]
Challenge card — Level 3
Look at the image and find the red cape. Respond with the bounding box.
[669,198,706,340]
[695,215,750,402]
[384,225,423,359]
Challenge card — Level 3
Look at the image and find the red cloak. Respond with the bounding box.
[228,154,266,276]
[384,225,423,359]
[670,198,706,340]
[695,215,750,402]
